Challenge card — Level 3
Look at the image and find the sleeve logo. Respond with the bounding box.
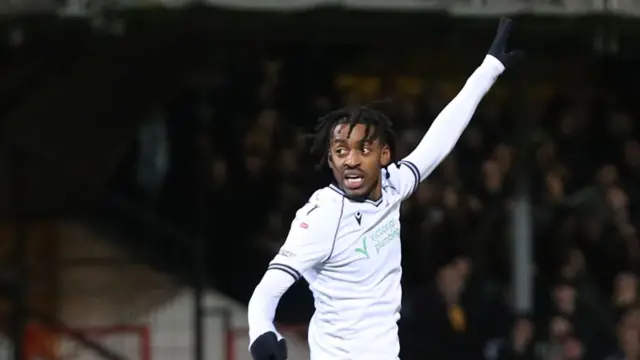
[278,249,296,258]
[299,222,309,229]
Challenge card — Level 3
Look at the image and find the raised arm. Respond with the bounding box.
[387,18,522,198]
[403,55,504,180]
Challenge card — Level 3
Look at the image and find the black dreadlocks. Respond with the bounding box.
[310,105,397,170]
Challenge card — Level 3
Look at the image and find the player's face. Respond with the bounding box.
[328,123,391,200]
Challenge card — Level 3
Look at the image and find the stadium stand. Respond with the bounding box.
[105,38,640,360]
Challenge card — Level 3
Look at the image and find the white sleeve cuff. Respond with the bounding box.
[482,55,506,76]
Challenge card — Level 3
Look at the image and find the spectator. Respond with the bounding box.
[484,316,536,360]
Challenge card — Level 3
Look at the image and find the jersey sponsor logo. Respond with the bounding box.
[354,237,369,259]
[354,211,363,225]
[355,218,400,259]
[300,222,309,229]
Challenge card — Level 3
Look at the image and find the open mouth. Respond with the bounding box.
[344,174,364,190]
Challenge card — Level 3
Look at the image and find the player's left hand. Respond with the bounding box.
[250,331,287,360]
[487,17,524,68]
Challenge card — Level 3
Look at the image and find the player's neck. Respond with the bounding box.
[368,186,382,201]
[330,183,383,203]
[354,185,382,202]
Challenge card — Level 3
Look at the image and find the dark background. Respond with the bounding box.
[0,4,639,360]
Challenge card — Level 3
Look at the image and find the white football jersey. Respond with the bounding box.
[269,160,420,360]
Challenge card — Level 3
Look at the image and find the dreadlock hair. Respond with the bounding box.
[310,104,397,172]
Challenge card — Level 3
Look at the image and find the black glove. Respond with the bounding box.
[487,17,524,68]
[250,332,288,360]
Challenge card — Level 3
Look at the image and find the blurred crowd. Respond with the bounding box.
[118,47,640,360]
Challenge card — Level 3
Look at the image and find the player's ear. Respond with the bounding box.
[327,153,335,170]
[380,144,391,167]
